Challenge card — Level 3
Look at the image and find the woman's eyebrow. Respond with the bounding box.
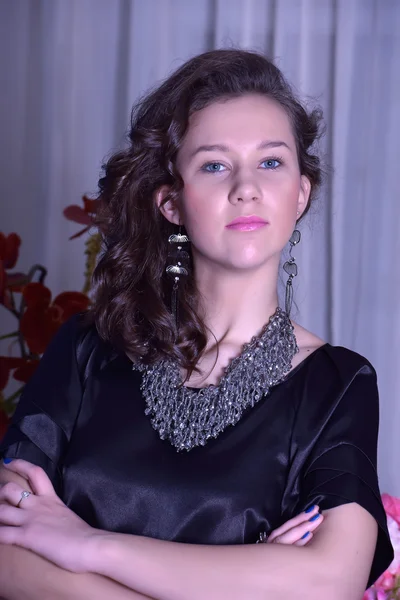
[189,140,292,159]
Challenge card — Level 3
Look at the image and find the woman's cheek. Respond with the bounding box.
[182,184,220,222]
[266,178,301,213]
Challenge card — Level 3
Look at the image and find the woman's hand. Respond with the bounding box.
[0,459,97,573]
[266,505,324,546]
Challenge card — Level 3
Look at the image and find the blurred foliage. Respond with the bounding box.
[0,197,101,437]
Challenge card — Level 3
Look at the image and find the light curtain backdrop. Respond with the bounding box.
[0,0,399,493]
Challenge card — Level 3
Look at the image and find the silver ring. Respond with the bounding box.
[17,490,32,508]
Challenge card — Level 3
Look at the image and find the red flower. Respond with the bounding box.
[0,408,10,441]
[0,262,6,307]
[13,359,40,383]
[0,233,21,269]
[0,356,39,393]
[0,233,22,306]
[20,282,90,354]
[0,356,24,391]
[64,195,99,239]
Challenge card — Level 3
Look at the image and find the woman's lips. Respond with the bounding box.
[226,216,269,231]
[226,222,268,231]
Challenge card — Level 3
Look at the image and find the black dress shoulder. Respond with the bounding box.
[0,314,394,588]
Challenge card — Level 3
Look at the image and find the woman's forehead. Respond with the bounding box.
[179,96,295,161]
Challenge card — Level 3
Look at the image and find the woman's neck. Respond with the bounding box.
[195,263,280,351]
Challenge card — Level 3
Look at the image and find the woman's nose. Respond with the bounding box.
[229,182,261,204]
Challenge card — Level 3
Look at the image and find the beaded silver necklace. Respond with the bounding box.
[132,307,298,452]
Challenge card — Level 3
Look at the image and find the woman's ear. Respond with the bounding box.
[155,185,181,225]
[297,175,311,219]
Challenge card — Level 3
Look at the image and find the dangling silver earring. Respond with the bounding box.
[166,226,190,329]
[283,229,301,317]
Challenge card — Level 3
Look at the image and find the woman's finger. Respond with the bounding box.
[268,513,324,545]
[0,525,21,546]
[0,503,25,526]
[0,481,33,508]
[294,531,314,546]
[0,461,33,494]
[267,504,320,542]
[3,459,55,497]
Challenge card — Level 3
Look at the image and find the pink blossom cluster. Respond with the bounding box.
[363,494,400,600]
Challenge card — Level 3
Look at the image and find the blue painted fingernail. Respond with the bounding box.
[3,458,13,464]
[301,531,310,539]
[305,505,315,513]
[309,513,320,522]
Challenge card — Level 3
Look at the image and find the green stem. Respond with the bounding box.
[0,331,19,341]
[17,296,27,358]
[18,330,27,358]
[9,290,17,312]
[3,385,25,412]
[15,264,48,359]
[3,305,19,319]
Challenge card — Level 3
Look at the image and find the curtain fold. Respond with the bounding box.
[0,0,399,493]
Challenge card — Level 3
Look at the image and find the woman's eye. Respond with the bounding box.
[260,158,281,169]
[202,162,226,173]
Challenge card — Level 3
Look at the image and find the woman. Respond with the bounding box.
[0,49,394,599]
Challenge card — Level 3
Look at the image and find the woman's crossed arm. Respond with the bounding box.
[0,460,377,600]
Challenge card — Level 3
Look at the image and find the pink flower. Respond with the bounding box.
[362,589,389,600]
[365,495,400,600]
[387,516,400,573]
[371,513,400,599]
[374,570,395,590]
[363,589,377,599]
[382,494,400,526]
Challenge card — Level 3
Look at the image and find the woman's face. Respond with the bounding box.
[161,94,310,273]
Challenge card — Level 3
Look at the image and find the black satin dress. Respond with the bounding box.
[0,315,394,589]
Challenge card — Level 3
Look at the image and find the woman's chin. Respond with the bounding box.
[221,257,274,273]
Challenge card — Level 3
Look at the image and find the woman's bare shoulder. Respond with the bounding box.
[290,322,327,370]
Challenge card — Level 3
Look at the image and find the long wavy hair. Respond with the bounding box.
[90,49,324,377]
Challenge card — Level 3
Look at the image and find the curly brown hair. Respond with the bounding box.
[89,48,324,377]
